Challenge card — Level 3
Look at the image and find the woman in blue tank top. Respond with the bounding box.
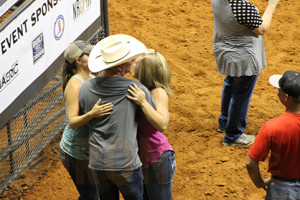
[59,40,113,200]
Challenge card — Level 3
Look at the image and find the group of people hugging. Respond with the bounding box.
[59,34,175,200]
[57,0,300,199]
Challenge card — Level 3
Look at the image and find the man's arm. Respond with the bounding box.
[245,155,273,189]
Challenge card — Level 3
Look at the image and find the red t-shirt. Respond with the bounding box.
[248,112,300,178]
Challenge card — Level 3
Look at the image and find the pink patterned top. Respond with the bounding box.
[137,116,174,169]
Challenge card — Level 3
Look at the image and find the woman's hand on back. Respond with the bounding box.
[90,98,114,118]
[127,83,147,106]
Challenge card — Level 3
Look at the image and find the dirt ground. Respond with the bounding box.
[1,0,300,199]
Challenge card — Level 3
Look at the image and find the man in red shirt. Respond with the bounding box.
[246,71,300,199]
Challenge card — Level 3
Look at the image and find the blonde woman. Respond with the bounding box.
[60,40,113,200]
[127,49,176,200]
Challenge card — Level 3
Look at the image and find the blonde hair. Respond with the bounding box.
[137,49,172,95]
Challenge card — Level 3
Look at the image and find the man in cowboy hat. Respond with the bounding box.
[78,34,155,200]
[245,71,300,199]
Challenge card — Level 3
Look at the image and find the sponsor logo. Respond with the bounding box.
[54,15,64,40]
[0,61,19,92]
[32,33,44,64]
[73,0,92,21]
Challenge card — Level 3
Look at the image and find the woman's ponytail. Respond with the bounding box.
[62,61,77,92]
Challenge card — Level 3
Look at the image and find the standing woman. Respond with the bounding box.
[212,0,279,146]
[127,49,176,200]
[60,40,113,200]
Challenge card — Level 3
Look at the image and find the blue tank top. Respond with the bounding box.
[59,75,91,160]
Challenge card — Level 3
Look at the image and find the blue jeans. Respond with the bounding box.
[143,151,176,200]
[266,180,300,200]
[92,167,143,200]
[219,75,258,143]
[59,149,98,200]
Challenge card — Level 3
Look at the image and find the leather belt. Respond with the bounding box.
[272,175,300,182]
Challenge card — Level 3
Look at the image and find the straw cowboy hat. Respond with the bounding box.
[88,34,147,73]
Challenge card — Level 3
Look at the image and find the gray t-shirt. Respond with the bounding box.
[79,76,156,171]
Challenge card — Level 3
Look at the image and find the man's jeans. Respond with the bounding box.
[92,167,143,200]
[266,180,300,200]
[219,75,258,143]
[143,151,176,200]
[60,149,98,200]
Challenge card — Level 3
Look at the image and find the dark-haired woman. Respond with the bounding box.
[59,40,113,200]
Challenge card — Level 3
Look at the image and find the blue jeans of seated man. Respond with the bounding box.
[92,167,143,200]
[59,149,98,200]
[219,75,258,143]
[143,151,176,200]
[265,180,300,200]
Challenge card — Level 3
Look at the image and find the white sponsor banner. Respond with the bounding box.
[0,0,19,17]
[0,0,100,114]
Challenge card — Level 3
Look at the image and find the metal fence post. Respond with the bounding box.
[103,0,109,36]
[24,112,30,158]
[6,123,15,174]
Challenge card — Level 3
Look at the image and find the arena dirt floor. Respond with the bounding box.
[1,0,300,199]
